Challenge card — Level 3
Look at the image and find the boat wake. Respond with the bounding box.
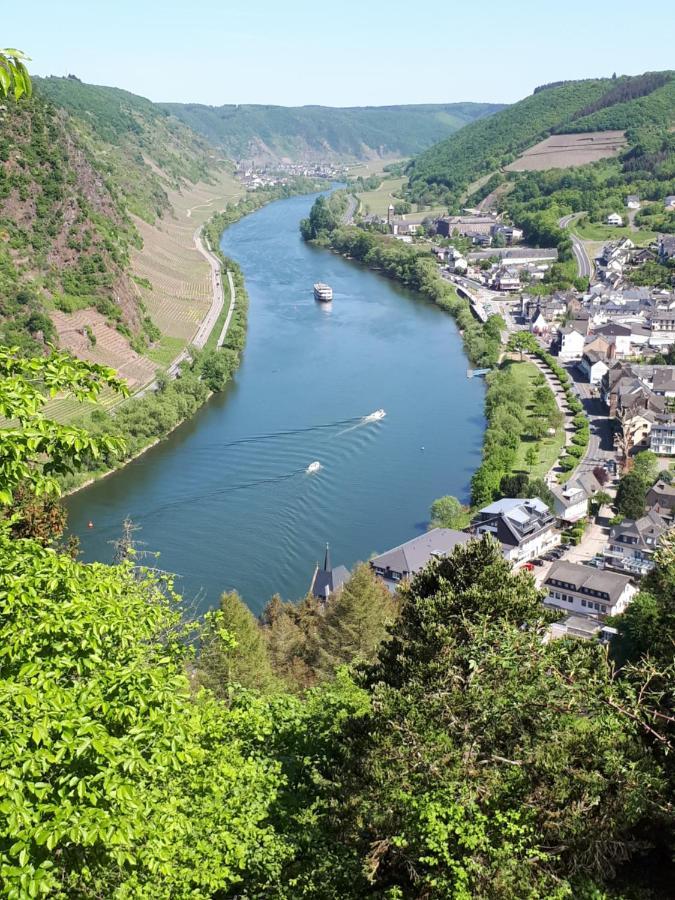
[337,408,387,435]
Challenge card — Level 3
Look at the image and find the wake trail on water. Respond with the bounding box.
[192,415,363,452]
[133,466,311,523]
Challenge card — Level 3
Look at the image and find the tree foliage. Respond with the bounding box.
[0,49,31,100]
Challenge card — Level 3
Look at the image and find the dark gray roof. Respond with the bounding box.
[610,510,668,547]
[312,565,350,600]
[545,561,633,604]
[370,528,473,577]
[652,368,675,393]
[595,322,631,336]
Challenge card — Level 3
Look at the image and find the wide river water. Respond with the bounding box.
[66,192,485,615]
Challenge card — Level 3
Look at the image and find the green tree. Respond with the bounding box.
[0,530,292,898]
[199,590,278,695]
[525,445,538,467]
[316,537,668,898]
[615,471,648,519]
[0,347,126,503]
[506,331,539,360]
[429,494,470,530]
[313,563,397,680]
[0,48,31,99]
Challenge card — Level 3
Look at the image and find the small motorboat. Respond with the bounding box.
[306,461,322,474]
[365,408,386,421]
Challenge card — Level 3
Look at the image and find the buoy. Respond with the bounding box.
[87,521,94,528]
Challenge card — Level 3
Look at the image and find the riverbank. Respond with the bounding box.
[62,181,329,494]
[301,219,576,523]
[313,224,502,368]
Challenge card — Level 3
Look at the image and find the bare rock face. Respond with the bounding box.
[0,97,142,339]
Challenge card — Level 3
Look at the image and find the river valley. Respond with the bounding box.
[66,192,485,615]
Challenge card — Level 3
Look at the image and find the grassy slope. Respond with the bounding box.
[508,360,565,479]
[160,101,506,161]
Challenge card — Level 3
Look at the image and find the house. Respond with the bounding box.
[649,309,675,334]
[494,266,521,292]
[626,195,640,210]
[550,481,589,524]
[594,322,632,357]
[492,223,524,244]
[605,510,669,575]
[606,213,623,226]
[544,561,637,618]
[579,349,609,385]
[658,236,675,264]
[529,305,549,335]
[446,246,468,273]
[554,326,586,361]
[370,528,473,592]
[469,497,559,564]
[646,479,675,517]
[391,220,419,237]
[649,413,675,456]
[665,196,675,211]
[310,544,350,602]
[436,215,496,238]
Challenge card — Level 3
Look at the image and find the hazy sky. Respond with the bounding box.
[5,0,674,107]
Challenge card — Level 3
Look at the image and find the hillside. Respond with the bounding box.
[34,76,220,221]
[159,101,506,163]
[407,71,675,204]
[0,78,235,386]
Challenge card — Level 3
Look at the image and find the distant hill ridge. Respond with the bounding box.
[159,101,506,163]
[407,71,675,203]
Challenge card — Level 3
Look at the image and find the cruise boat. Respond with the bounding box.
[313,282,333,302]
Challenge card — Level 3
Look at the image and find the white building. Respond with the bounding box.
[557,327,586,361]
[470,498,560,565]
[550,482,589,524]
[544,561,637,619]
[579,349,609,385]
[626,195,640,210]
[606,213,623,226]
[649,415,675,456]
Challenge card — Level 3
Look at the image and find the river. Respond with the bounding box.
[66,192,485,615]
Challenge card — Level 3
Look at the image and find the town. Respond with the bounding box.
[310,198,675,643]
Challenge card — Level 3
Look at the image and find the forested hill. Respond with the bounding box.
[159,101,506,163]
[407,71,675,204]
[34,76,219,220]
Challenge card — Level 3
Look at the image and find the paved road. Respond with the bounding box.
[342,194,358,224]
[565,366,615,475]
[558,212,593,281]
[217,270,236,347]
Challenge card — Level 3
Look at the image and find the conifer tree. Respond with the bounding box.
[199,590,277,695]
[313,563,397,679]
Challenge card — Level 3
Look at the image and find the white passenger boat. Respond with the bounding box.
[313,282,333,302]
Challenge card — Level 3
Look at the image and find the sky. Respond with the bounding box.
[4,0,675,107]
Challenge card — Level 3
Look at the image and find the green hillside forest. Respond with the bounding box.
[160,101,506,162]
[408,71,675,204]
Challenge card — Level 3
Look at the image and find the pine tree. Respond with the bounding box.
[313,563,397,679]
[261,593,323,691]
[199,590,277,695]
